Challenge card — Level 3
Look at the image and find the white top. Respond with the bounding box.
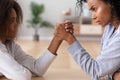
[0,40,56,80]
[68,24,120,80]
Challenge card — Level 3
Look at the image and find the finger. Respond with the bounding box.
[56,22,66,27]
[64,20,72,25]
[55,23,65,32]
[64,22,74,33]
[65,28,74,34]
[65,24,73,29]
[65,28,74,31]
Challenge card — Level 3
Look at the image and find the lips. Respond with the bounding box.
[96,21,101,24]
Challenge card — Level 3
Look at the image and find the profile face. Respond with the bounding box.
[87,0,112,27]
[7,8,18,39]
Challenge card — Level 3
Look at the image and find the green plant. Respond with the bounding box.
[28,2,53,41]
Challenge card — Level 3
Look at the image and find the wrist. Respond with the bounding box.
[53,35,63,42]
[65,34,76,45]
[48,36,63,55]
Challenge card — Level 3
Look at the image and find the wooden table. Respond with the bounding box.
[0,40,100,80]
[1,69,89,80]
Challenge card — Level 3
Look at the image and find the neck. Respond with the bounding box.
[110,18,120,30]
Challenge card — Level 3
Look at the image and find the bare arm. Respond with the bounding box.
[48,36,62,55]
[13,21,74,76]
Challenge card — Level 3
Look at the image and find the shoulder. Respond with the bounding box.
[5,40,19,47]
[5,40,21,51]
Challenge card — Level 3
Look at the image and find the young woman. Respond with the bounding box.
[0,0,73,80]
[55,0,120,80]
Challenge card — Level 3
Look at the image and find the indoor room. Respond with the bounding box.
[2,0,117,80]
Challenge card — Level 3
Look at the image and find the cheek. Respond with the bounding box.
[97,8,105,20]
[11,23,18,31]
[97,8,111,23]
[9,23,18,36]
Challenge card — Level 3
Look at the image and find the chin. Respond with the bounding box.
[101,25,106,27]
[101,23,108,27]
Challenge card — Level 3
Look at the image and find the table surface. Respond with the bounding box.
[0,40,100,80]
[1,69,89,80]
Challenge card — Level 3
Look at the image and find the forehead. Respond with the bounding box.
[87,0,106,8]
[87,0,101,6]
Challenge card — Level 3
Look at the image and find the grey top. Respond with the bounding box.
[68,24,120,80]
[0,40,56,80]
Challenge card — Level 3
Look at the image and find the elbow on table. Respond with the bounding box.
[22,71,32,80]
[12,70,32,80]
[35,71,46,77]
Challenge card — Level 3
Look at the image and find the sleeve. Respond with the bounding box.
[0,50,31,80]
[14,43,56,76]
[67,41,120,80]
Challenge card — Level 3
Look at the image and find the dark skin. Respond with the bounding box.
[88,0,120,29]
[7,8,74,55]
[113,72,120,80]
[55,0,120,45]
[54,21,76,45]
[7,9,18,39]
[88,1,120,79]
[48,21,74,54]
[55,0,120,80]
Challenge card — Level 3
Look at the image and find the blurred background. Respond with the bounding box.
[9,0,103,80]
[17,0,103,41]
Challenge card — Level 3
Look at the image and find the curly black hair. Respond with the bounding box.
[76,0,120,21]
[76,0,86,13]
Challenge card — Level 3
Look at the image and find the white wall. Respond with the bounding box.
[17,0,77,40]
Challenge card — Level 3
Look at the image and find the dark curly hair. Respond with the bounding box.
[76,0,120,21]
[0,0,23,42]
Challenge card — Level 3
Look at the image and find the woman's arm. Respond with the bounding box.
[13,21,74,76]
[48,21,74,54]
[0,49,31,80]
[54,23,120,80]
[54,22,76,45]
[48,35,62,55]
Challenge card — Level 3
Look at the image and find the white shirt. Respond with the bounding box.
[0,40,56,80]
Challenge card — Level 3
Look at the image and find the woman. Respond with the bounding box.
[0,0,73,80]
[55,0,120,80]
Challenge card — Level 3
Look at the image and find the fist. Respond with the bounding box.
[54,21,74,41]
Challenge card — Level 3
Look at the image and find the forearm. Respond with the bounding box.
[33,35,75,76]
[48,36,62,55]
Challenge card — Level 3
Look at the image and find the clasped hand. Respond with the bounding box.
[54,21,74,41]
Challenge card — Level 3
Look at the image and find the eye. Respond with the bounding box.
[91,7,97,12]
[90,6,97,12]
